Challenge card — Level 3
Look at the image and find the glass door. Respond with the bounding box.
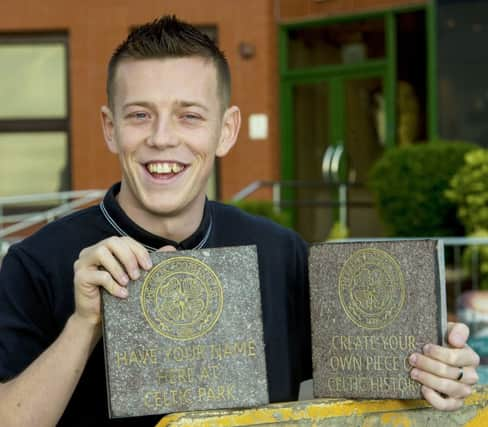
[289,73,386,242]
[343,75,386,237]
[292,81,332,243]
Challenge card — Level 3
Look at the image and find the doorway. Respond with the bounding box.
[290,73,385,243]
[280,7,431,243]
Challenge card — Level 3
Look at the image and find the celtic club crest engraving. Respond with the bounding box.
[338,248,405,329]
[140,257,223,340]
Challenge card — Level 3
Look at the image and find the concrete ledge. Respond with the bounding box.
[156,385,488,426]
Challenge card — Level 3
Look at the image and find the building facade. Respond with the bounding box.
[0,0,441,240]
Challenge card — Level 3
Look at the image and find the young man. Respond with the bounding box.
[0,15,479,427]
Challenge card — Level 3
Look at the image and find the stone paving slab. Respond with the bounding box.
[102,246,268,418]
[309,240,447,399]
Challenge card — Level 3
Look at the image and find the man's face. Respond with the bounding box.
[102,57,238,222]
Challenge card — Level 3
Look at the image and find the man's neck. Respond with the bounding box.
[117,194,206,244]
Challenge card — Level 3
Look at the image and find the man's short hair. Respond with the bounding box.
[107,15,231,110]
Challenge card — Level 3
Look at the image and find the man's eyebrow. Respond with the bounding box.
[121,100,210,112]
[176,100,209,112]
[121,101,154,110]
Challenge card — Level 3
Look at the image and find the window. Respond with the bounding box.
[0,33,69,197]
[288,18,385,69]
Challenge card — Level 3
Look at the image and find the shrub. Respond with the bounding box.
[368,141,477,237]
[228,200,292,229]
[445,149,488,290]
[445,148,488,233]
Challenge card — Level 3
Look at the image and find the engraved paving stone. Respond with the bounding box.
[309,240,447,399]
[102,246,268,418]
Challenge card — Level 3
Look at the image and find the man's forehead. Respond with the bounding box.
[113,57,220,104]
[115,56,218,83]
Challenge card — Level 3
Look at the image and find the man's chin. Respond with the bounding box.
[142,196,197,217]
[144,203,183,217]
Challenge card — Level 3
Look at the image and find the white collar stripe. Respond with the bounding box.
[99,200,211,252]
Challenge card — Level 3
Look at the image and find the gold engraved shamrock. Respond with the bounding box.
[157,276,205,323]
[352,266,389,313]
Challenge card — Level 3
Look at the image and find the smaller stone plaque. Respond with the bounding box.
[309,239,447,399]
[102,246,268,418]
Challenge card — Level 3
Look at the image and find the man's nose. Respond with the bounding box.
[147,115,179,148]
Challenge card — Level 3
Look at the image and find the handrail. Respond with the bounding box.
[0,190,105,255]
[0,190,104,205]
[230,179,365,216]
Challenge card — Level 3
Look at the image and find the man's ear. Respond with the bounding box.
[216,106,241,158]
[101,106,119,154]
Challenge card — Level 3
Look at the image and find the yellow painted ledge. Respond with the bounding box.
[155,385,488,427]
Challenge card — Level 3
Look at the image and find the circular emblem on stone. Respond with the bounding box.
[140,257,223,340]
[338,248,405,330]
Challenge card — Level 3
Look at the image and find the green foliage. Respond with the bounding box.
[228,200,292,229]
[368,141,477,237]
[462,229,488,290]
[327,221,349,241]
[445,149,488,233]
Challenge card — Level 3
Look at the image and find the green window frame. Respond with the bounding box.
[279,3,438,185]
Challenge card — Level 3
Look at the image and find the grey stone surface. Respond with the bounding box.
[102,245,268,418]
[309,239,447,399]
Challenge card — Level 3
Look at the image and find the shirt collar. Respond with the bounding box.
[99,183,212,252]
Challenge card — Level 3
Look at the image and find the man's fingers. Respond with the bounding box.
[409,353,479,385]
[92,245,130,285]
[447,322,470,348]
[422,343,480,368]
[76,237,152,285]
[79,269,128,299]
[410,368,472,399]
[421,385,464,411]
[122,237,153,270]
[157,245,177,252]
[104,237,151,280]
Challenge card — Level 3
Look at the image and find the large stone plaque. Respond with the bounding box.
[309,239,447,399]
[102,246,268,418]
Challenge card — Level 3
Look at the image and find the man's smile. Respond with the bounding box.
[145,161,187,177]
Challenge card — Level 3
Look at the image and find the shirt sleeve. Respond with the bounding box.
[0,245,56,381]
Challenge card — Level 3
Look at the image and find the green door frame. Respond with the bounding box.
[281,66,388,179]
[282,69,386,227]
[279,2,438,191]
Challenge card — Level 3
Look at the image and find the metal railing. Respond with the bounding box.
[231,180,371,208]
[1,187,487,299]
[0,190,105,257]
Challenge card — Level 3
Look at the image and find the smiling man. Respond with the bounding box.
[0,15,480,427]
[101,55,239,240]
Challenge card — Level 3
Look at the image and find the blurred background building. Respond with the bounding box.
[0,0,486,243]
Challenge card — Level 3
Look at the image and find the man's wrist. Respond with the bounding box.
[67,313,102,349]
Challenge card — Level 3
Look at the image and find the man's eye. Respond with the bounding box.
[127,111,149,120]
[182,113,201,121]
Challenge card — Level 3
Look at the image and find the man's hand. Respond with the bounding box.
[73,236,153,326]
[408,322,480,411]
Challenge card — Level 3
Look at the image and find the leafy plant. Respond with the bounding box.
[368,141,477,237]
[445,149,488,233]
[445,149,488,289]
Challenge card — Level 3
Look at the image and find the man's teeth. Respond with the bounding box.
[147,163,184,174]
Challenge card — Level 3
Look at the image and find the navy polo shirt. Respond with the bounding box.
[0,183,312,426]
